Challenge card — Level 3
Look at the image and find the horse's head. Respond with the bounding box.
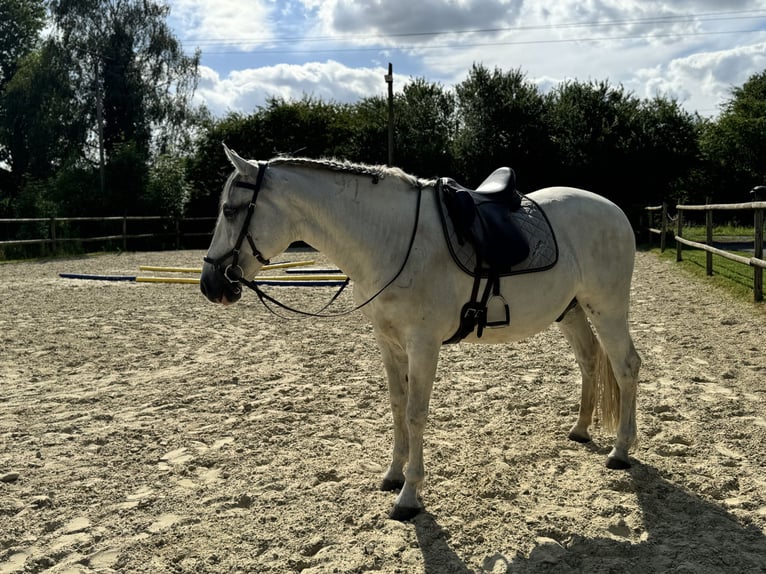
[200,145,289,305]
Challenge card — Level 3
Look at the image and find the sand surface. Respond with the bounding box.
[1,249,765,573]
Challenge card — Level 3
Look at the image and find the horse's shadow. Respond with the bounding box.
[411,461,766,573]
[412,512,478,574]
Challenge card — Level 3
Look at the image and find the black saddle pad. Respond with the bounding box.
[436,188,558,277]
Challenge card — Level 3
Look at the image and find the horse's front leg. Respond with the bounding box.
[376,337,409,492]
[389,337,440,521]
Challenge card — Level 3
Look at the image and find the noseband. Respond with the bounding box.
[203,161,271,289]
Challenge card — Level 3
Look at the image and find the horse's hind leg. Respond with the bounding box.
[581,302,641,469]
[557,303,599,444]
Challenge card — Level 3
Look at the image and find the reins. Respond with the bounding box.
[208,162,424,319]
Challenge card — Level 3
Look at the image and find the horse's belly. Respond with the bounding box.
[455,318,553,344]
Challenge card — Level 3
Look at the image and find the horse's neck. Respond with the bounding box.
[282,167,415,285]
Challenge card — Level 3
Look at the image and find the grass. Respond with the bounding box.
[645,243,765,312]
[681,224,755,242]
[680,224,754,242]
[644,215,764,308]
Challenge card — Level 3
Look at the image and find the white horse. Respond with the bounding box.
[201,146,641,520]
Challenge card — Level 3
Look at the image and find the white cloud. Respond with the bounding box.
[194,60,387,115]
[169,0,278,49]
[636,42,766,114]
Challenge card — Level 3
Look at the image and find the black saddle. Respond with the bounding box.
[440,167,529,274]
[436,167,559,344]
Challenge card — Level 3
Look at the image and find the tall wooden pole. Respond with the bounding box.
[385,63,394,166]
[95,58,105,197]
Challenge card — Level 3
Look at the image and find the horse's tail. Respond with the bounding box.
[595,339,620,433]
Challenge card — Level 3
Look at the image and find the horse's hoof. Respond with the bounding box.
[606,456,631,470]
[389,504,421,521]
[380,478,405,492]
[568,431,592,444]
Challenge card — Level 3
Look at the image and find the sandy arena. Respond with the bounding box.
[1,249,765,573]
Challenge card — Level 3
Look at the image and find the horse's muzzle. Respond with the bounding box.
[200,264,242,305]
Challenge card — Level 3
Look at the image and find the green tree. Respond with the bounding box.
[256,96,356,159]
[346,95,388,166]
[144,153,191,217]
[47,0,201,214]
[2,43,88,218]
[454,64,552,189]
[0,0,46,210]
[546,80,643,206]
[3,43,84,177]
[700,70,766,201]
[394,78,456,178]
[635,96,701,205]
[0,0,44,94]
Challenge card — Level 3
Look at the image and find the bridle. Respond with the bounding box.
[203,161,271,294]
[203,161,424,318]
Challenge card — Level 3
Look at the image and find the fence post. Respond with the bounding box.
[754,207,763,303]
[645,209,652,247]
[49,217,57,253]
[175,218,181,250]
[752,186,765,302]
[705,200,713,276]
[660,203,668,252]
[676,208,684,262]
[122,216,128,251]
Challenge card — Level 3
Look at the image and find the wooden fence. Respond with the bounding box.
[645,201,766,302]
[0,215,217,253]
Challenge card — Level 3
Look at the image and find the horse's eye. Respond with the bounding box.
[222,203,237,219]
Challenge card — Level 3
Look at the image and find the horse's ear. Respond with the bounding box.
[222,143,253,175]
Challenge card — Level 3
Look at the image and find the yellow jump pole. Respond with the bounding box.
[253,274,348,282]
[138,260,316,274]
[263,260,316,271]
[138,266,201,273]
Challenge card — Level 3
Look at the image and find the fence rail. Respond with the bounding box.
[0,215,217,252]
[645,201,766,302]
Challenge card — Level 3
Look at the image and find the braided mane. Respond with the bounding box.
[268,156,434,188]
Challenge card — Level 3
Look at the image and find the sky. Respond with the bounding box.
[165,0,766,118]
